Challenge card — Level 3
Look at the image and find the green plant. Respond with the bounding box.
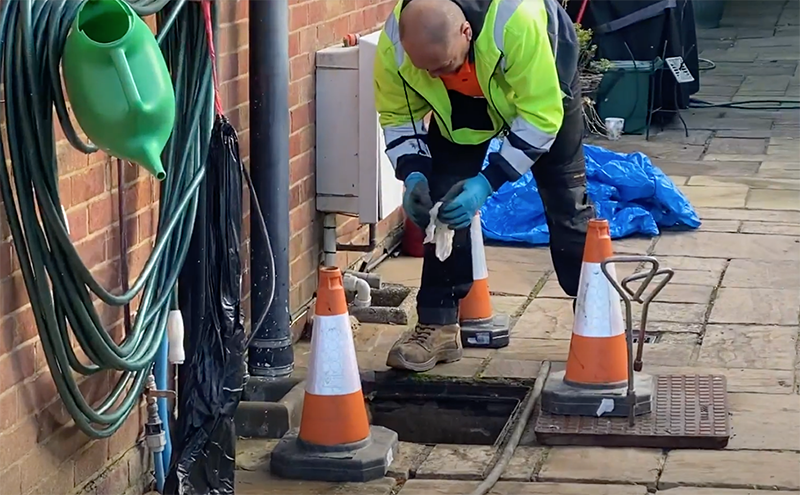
[575,23,611,75]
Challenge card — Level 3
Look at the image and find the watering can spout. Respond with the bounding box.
[139,143,167,181]
[63,0,176,181]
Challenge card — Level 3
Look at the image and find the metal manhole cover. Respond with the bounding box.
[533,374,730,449]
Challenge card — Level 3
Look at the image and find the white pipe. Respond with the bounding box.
[167,309,185,364]
[323,213,337,267]
[343,273,371,307]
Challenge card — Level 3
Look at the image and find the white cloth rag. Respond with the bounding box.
[423,202,455,262]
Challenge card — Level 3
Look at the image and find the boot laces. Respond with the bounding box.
[407,325,435,346]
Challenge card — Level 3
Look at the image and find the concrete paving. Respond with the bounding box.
[236,1,800,492]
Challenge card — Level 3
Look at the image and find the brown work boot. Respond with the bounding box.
[385,323,463,372]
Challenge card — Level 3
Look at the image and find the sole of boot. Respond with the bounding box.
[386,348,463,373]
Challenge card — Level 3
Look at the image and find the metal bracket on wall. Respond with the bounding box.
[336,223,377,253]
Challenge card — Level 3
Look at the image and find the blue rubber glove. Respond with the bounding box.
[402,172,434,229]
[438,173,493,230]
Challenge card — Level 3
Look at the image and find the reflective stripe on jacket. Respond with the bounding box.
[374,0,578,188]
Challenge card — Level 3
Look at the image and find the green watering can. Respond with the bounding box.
[62,0,176,180]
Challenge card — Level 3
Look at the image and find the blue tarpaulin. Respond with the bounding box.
[480,142,701,245]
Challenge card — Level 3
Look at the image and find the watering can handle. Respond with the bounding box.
[110,48,144,112]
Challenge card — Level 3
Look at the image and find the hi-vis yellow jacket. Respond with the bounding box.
[374,0,579,190]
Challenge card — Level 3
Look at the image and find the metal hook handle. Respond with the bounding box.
[600,255,674,426]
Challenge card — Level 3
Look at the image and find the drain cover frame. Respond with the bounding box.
[533,374,730,449]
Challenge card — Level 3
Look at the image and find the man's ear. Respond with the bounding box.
[461,22,472,42]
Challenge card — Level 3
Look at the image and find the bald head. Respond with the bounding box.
[399,0,472,77]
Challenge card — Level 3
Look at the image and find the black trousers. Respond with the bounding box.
[417,78,595,326]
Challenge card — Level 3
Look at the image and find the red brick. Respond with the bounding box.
[0,344,36,394]
[67,205,90,241]
[0,418,38,474]
[0,388,18,433]
[94,456,130,495]
[75,233,107,268]
[74,439,109,487]
[88,197,115,235]
[70,164,107,205]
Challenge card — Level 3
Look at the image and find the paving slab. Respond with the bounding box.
[697,208,800,223]
[236,471,396,495]
[654,232,800,260]
[538,447,663,487]
[487,257,548,291]
[415,445,495,480]
[679,185,748,208]
[513,299,573,340]
[480,358,542,379]
[727,393,800,451]
[424,357,485,378]
[496,338,569,361]
[653,160,761,177]
[500,447,544,482]
[740,221,800,235]
[398,480,648,495]
[747,188,800,210]
[659,450,800,490]
[387,443,430,480]
[611,236,657,255]
[722,259,800,288]
[632,302,707,324]
[650,284,714,304]
[697,325,798,370]
[641,364,795,395]
[687,175,800,190]
[650,256,727,272]
[536,278,573,299]
[707,137,770,155]
[709,288,800,325]
[485,245,553,269]
[691,219,741,232]
[374,256,422,287]
[658,489,800,495]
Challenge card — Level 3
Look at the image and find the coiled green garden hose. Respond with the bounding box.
[0,0,214,438]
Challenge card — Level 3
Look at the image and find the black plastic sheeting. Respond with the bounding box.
[165,116,246,495]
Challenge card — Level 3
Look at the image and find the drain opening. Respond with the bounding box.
[630,332,661,344]
[346,284,411,307]
[363,380,529,446]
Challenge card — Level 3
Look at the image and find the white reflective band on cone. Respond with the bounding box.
[305,313,362,396]
[572,262,625,338]
[469,213,489,281]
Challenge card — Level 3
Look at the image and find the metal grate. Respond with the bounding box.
[533,374,730,449]
[630,332,660,344]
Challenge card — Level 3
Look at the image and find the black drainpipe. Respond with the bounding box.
[248,0,294,378]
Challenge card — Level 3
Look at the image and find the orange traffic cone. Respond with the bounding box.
[458,213,510,348]
[565,219,627,387]
[540,219,654,418]
[270,267,398,482]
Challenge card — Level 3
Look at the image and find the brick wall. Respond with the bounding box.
[0,1,403,494]
[0,0,401,495]
[0,0,248,495]
[286,0,403,320]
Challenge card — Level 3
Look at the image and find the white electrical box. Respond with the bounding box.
[315,30,403,224]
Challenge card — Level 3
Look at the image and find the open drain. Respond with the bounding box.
[630,332,661,344]
[362,380,530,446]
[346,284,413,325]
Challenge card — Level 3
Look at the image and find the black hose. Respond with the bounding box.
[468,361,551,495]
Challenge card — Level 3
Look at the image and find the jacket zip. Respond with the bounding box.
[398,54,508,143]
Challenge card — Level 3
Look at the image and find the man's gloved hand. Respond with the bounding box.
[438,173,493,230]
[402,172,434,229]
